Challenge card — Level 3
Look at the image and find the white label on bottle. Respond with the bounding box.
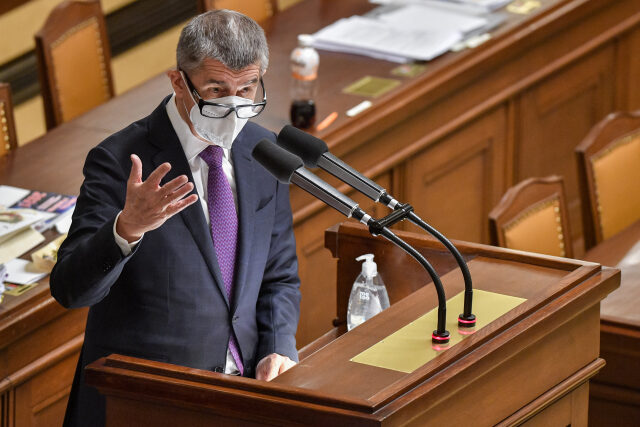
[291,47,319,81]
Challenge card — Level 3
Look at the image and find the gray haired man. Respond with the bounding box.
[50,10,301,426]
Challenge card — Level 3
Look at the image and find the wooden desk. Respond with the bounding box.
[1,1,640,425]
[583,220,640,426]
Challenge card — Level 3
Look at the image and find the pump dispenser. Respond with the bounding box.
[347,254,390,331]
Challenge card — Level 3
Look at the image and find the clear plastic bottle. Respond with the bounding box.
[290,34,319,129]
[347,254,390,331]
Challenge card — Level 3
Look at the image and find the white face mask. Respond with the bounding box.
[182,74,250,149]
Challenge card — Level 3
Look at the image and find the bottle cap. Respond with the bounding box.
[356,254,377,278]
[297,34,314,47]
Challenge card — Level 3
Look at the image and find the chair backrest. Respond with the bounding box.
[198,0,279,23]
[575,110,640,249]
[35,0,114,130]
[0,82,18,156]
[489,175,573,258]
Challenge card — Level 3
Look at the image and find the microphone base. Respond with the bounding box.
[458,313,477,328]
[431,330,450,344]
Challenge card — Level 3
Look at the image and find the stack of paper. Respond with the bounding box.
[313,15,462,63]
[371,0,513,15]
[4,258,48,285]
[312,2,499,63]
[376,4,490,34]
[0,185,76,264]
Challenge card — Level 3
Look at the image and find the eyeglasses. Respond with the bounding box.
[182,71,267,119]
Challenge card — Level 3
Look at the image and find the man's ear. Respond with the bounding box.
[167,69,186,96]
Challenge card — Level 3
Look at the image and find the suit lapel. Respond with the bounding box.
[147,97,229,307]
[230,129,256,312]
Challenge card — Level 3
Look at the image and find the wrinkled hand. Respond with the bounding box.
[116,154,198,242]
[255,353,296,381]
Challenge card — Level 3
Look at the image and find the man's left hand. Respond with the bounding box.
[255,353,296,381]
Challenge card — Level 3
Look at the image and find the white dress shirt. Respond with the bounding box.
[113,94,240,375]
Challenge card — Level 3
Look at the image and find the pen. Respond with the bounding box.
[315,111,338,131]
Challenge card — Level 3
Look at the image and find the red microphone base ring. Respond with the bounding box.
[431,330,450,344]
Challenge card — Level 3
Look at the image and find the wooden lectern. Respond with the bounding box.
[86,222,619,426]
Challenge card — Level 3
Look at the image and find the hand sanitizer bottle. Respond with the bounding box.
[347,254,390,331]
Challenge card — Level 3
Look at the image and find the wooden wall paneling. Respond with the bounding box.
[12,347,80,427]
[403,107,508,244]
[1,389,14,427]
[617,26,640,111]
[3,308,86,376]
[519,382,589,427]
[516,45,615,256]
[293,174,392,347]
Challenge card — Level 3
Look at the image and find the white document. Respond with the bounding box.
[0,208,54,244]
[4,258,49,285]
[377,4,489,35]
[312,16,462,63]
[0,185,30,209]
[371,0,512,15]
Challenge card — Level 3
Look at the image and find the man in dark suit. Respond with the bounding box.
[50,10,300,426]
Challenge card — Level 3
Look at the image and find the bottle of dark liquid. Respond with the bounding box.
[290,100,316,129]
[290,35,319,129]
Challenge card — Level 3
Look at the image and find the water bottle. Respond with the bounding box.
[347,254,390,331]
[290,34,319,129]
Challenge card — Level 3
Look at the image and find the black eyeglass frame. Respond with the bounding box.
[181,70,267,119]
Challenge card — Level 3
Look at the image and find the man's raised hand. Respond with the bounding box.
[116,154,198,242]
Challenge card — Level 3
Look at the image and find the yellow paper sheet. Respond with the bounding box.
[350,289,526,373]
[0,227,45,264]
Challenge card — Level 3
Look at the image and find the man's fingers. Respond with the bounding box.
[260,362,279,382]
[128,154,143,184]
[145,162,172,188]
[163,182,195,206]
[165,194,198,217]
[160,175,189,197]
[278,358,296,375]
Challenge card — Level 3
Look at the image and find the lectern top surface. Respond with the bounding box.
[273,254,602,407]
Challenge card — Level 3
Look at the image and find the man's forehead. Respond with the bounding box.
[194,58,260,85]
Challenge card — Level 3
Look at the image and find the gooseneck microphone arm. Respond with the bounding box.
[253,139,450,342]
[347,208,450,341]
[405,211,475,325]
[277,125,476,327]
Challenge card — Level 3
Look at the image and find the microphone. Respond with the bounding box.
[252,138,367,220]
[277,125,476,327]
[277,125,391,205]
[252,139,450,343]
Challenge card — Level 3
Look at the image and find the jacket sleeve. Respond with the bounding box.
[50,145,138,308]
[255,180,302,364]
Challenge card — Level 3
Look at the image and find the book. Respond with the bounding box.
[0,185,77,233]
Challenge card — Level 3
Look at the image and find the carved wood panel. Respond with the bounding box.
[12,348,78,427]
[618,26,640,111]
[517,45,615,255]
[402,107,508,244]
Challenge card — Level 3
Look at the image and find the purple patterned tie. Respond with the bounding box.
[199,145,243,375]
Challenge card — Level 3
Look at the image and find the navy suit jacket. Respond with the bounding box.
[50,96,301,427]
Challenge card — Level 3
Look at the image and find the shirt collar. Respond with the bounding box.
[165,93,231,162]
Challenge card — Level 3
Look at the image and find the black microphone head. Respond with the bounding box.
[277,125,328,168]
[252,139,304,184]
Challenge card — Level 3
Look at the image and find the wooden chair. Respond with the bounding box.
[0,82,18,156]
[35,0,114,130]
[489,175,573,258]
[197,0,279,23]
[575,110,640,249]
